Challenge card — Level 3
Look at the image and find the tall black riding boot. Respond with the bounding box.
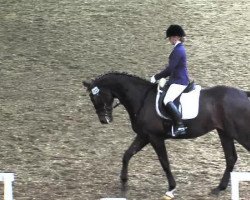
[165,101,187,136]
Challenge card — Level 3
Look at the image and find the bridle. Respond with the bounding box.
[90,86,120,122]
[113,100,121,109]
[95,103,113,121]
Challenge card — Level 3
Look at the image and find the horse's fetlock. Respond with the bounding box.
[226,155,237,166]
[120,174,128,182]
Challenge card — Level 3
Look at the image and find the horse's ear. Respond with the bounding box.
[82,81,91,90]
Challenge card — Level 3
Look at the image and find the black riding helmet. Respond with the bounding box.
[166,25,186,38]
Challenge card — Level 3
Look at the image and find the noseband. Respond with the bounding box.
[95,103,112,117]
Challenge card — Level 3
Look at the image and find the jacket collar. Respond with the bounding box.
[174,41,182,47]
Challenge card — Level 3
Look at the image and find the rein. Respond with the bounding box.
[135,85,155,117]
[113,100,121,109]
[111,85,154,119]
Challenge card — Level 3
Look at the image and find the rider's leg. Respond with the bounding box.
[165,101,186,136]
[163,84,187,136]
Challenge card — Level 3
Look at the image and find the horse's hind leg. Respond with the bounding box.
[212,131,237,194]
[120,136,148,183]
[233,128,250,151]
[235,135,250,151]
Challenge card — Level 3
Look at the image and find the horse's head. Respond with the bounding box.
[83,81,114,124]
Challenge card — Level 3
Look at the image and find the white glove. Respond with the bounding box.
[150,75,157,83]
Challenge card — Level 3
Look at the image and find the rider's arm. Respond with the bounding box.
[154,49,182,80]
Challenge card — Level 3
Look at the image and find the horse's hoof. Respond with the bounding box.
[161,189,175,200]
[161,195,174,200]
[120,181,128,192]
[210,187,220,196]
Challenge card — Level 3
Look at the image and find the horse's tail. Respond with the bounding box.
[245,91,250,97]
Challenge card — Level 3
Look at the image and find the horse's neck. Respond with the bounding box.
[109,77,150,119]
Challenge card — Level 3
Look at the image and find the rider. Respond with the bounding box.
[151,24,189,136]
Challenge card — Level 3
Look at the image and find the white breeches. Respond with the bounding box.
[163,84,187,105]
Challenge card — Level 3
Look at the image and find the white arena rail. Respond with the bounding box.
[231,172,250,200]
[0,173,14,200]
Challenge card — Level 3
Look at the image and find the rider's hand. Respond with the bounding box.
[150,75,157,83]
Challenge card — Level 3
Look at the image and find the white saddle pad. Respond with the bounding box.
[156,85,202,120]
[179,85,201,119]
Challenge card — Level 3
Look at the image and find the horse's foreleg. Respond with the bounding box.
[149,135,176,192]
[212,132,237,194]
[120,135,148,183]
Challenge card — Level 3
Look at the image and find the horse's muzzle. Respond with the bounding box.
[99,114,113,124]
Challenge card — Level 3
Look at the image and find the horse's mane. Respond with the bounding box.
[92,71,151,85]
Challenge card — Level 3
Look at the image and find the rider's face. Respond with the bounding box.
[168,36,180,45]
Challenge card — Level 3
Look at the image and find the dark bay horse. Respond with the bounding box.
[83,72,250,198]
